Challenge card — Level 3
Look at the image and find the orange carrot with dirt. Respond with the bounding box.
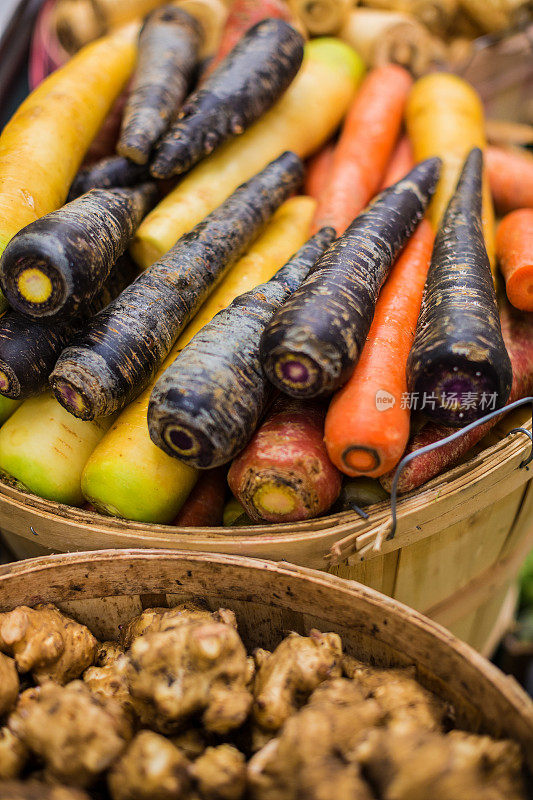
[379,134,414,189]
[324,219,434,478]
[311,64,412,234]
[172,467,227,526]
[496,208,533,312]
[486,145,533,215]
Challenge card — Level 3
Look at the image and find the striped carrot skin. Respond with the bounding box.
[407,148,512,426]
[324,219,434,478]
[50,152,303,421]
[0,257,137,401]
[380,299,533,494]
[204,0,294,77]
[117,6,202,165]
[68,156,150,201]
[148,227,335,468]
[151,19,304,178]
[0,184,157,321]
[260,157,441,399]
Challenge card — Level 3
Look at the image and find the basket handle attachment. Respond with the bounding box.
[327,396,533,564]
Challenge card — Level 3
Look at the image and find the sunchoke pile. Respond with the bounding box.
[0,601,527,798]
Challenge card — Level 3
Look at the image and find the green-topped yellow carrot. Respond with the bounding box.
[1,184,156,321]
[260,158,440,399]
[132,37,364,267]
[0,257,137,401]
[0,394,115,506]
[68,156,150,201]
[151,18,304,178]
[228,397,342,523]
[406,72,496,270]
[0,27,137,312]
[407,148,512,426]
[80,195,316,523]
[148,227,335,468]
[118,6,202,165]
[51,152,303,421]
[0,397,20,426]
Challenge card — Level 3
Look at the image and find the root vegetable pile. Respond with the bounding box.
[0,600,527,798]
[0,0,532,530]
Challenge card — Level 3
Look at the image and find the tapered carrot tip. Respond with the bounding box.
[507,266,533,310]
[342,447,380,473]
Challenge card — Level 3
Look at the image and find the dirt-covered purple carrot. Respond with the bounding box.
[150,18,304,179]
[260,157,441,399]
[147,227,335,468]
[50,151,303,421]
[407,148,512,427]
[67,156,150,201]
[0,184,157,321]
[117,6,202,165]
[0,257,137,401]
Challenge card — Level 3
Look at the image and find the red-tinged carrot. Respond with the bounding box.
[311,64,413,235]
[147,228,334,468]
[117,6,202,165]
[324,219,434,478]
[380,299,533,493]
[68,156,150,201]
[304,141,336,200]
[379,134,414,190]
[486,145,533,216]
[0,184,156,321]
[204,0,294,77]
[172,467,227,526]
[260,158,440,399]
[228,397,342,522]
[497,209,533,312]
[407,148,512,427]
[151,19,304,178]
[50,152,303,421]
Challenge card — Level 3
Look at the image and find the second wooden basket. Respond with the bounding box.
[1,409,532,655]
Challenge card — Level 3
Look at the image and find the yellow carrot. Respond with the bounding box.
[81,196,316,523]
[0,396,20,426]
[132,38,364,267]
[0,394,115,506]
[0,30,137,260]
[406,73,496,269]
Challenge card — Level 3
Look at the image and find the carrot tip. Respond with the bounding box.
[272,351,320,394]
[16,266,53,305]
[0,367,17,397]
[252,481,298,516]
[506,265,533,312]
[341,446,380,474]
[164,424,201,458]
[53,378,92,420]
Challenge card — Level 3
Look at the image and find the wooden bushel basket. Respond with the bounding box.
[1,409,532,656]
[0,548,531,775]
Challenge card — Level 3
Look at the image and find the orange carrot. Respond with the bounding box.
[304,140,336,199]
[311,64,412,234]
[379,134,414,189]
[496,208,533,311]
[324,219,434,477]
[486,145,533,215]
[204,0,293,77]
